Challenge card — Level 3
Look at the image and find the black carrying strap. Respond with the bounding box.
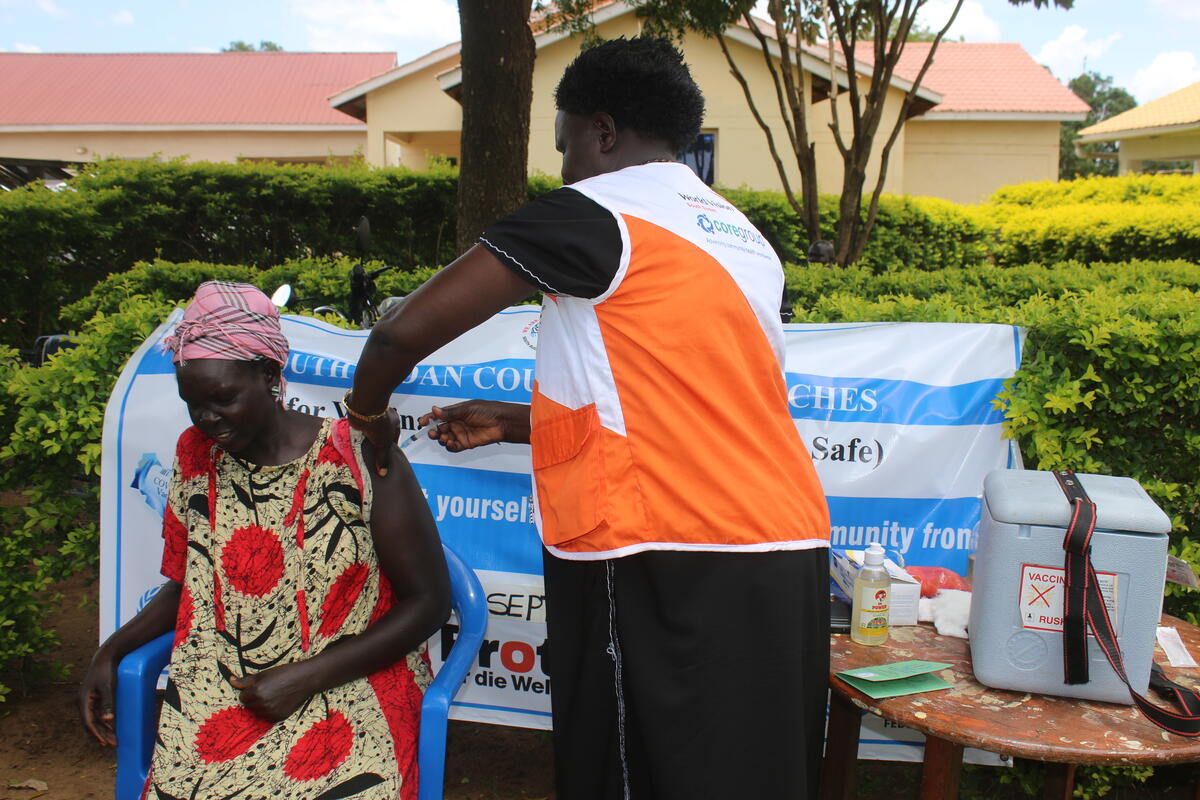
[1053,469,1200,737]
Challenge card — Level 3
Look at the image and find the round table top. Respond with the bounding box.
[829,615,1200,765]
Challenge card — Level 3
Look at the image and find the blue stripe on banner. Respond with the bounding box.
[137,346,538,405]
[825,495,981,574]
[282,356,537,402]
[451,701,553,718]
[391,358,536,402]
[785,373,1006,426]
[409,463,542,575]
[137,346,177,375]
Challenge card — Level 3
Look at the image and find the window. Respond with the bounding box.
[678,132,715,185]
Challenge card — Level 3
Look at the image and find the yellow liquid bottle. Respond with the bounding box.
[851,542,890,646]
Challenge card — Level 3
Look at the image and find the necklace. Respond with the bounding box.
[641,157,676,165]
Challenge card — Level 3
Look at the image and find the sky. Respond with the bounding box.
[2,0,1199,104]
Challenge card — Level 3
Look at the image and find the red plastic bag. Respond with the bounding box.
[905,566,970,598]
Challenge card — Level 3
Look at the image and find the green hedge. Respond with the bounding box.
[990,173,1200,207]
[0,294,172,698]
[6,161,1196,351]
[0,159,460,347]
[979,175,1200,265]
[786,259,1200,310]
[977,203,1200,266]
[60,257,438,329]
[0,160,568,351]
[719,187,988,270]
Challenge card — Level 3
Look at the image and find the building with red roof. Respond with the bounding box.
[892,43,1089,199]
[0,51,395,181]
[328,3,1088,204]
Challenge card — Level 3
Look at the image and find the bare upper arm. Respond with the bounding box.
[360,437,449,605]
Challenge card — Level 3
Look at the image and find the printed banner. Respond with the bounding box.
[100,311,1021,764]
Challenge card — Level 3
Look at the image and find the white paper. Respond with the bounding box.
[1156,626,1199,668]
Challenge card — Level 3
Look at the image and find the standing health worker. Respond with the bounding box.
[346,37,831,800]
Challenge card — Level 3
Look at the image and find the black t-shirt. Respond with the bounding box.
[479,187,623,299]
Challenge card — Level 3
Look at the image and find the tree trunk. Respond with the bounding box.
[456,0,536,254]
[737,7,823,244]
[827,0,964,266]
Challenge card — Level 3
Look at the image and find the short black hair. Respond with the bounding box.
[555,37,705,155]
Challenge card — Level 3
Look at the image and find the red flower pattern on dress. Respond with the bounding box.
[221,525,285,597]
[365,574,422,800]
[160,501,188,584]
[283,711,354,781]
[194,705,273,763]
[315,437,343,466]
[177,427,214,480]
[173,585,194,648]
[317,563,369,639]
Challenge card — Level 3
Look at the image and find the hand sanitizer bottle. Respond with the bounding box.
[851,542,890,646]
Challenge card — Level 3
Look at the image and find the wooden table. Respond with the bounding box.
[820,615,1200,800]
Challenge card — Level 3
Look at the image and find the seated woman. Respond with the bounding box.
[79,281,450,800]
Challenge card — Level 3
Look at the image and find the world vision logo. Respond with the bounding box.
[696,213,767,247]
[521,318,539,351]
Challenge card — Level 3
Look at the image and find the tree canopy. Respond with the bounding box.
[1060,71,1137,179]
[222,40,284,52]
[552,0,1073,265]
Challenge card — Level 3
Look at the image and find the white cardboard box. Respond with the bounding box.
[830,548,921,626]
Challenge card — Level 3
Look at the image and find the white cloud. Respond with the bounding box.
[1034,25,1121,81]
[111,8,134,24]
[918,1,1001,42]
[1148,0,1200,22]
[290,0,460,56]
[35,0,65,17]
[14,41,42,52]
[1129,51,1200,104]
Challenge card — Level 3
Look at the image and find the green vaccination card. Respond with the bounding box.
[836,660,953,699]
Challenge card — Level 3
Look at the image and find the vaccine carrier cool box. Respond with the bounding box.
[969,469,1171,704]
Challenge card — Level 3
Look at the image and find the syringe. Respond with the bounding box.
[399,420,439,449]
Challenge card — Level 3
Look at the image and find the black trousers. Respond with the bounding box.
[542,547,830,800]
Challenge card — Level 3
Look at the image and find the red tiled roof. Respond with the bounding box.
[0,52,396,127]
[891,42,1089,115]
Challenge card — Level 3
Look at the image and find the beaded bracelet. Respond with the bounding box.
[342,388,389,423]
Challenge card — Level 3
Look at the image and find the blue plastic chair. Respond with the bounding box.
[114,543,487,800]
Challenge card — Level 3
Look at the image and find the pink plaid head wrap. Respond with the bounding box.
[162,281,290,395]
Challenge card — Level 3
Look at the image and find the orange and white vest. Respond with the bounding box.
[518,163,830,559]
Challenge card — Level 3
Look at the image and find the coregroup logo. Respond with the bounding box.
[696,213,768,248]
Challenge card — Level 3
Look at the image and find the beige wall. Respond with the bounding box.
[0,129,367,163]
[526,14,643,177]
[902,119,1060,203]
[1118,130,1200,173]
[525,21,909,193]
[364,53,463,167]
[385,130,462,170]
[357,11,1073,206]
[684,31,908,195]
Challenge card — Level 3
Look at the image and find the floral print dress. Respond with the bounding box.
[148,417,431,800]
